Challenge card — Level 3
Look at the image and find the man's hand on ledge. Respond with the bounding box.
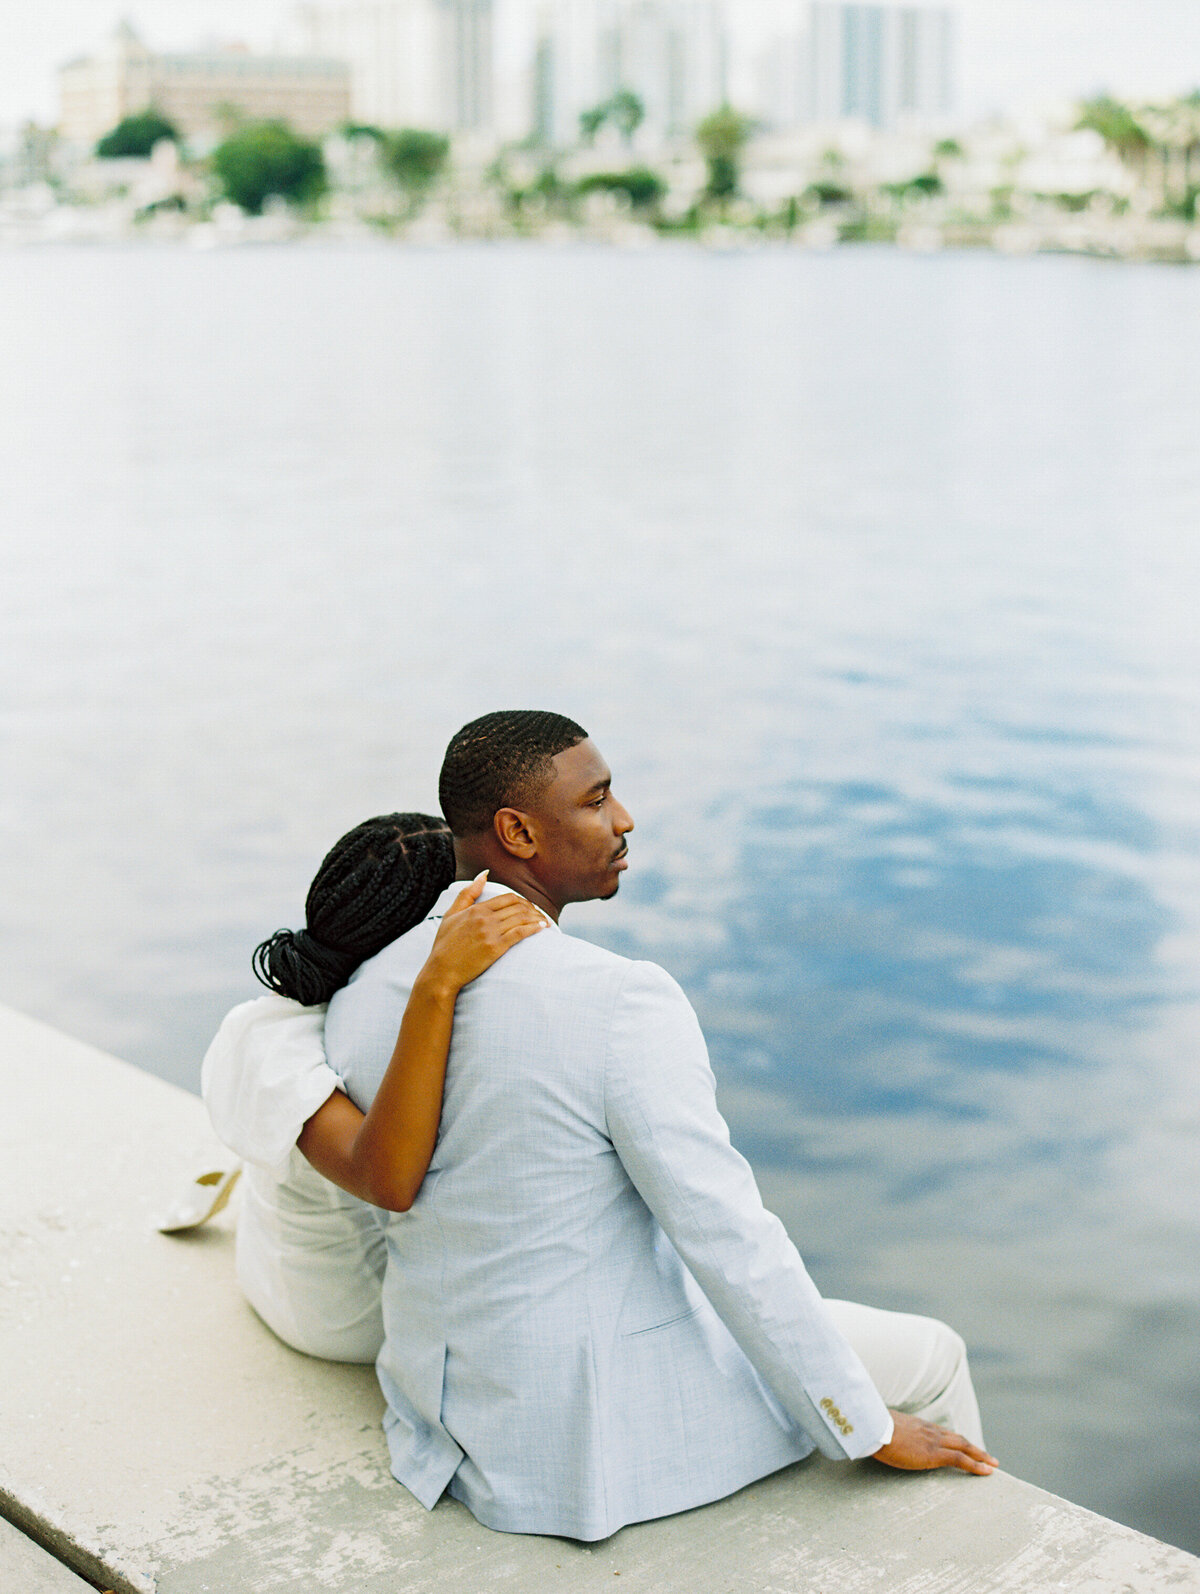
[872,1412,998,1475]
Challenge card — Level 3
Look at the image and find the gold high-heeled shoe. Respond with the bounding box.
[156,1162,242,1233]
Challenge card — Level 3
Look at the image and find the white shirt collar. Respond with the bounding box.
[436,879,561,932]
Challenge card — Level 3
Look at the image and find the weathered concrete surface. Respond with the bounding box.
[1,1001,1197,1594]
[0,1515,95,1592]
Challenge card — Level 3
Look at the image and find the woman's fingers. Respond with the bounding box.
[440,898,543,961]
[471,897,545,932]
[422,884,544,992]
[489,915,545,948]
[476,890,531,913]
[444,871,490,918]
[437,891,545,957]
[444,885,544,933]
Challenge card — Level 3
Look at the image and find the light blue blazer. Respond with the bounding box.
[326,884,892,1541]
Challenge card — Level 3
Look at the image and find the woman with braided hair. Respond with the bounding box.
[200,813,544,1362]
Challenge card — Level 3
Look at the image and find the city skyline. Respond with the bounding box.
[4,0,1200,128]
[49,4,959,149]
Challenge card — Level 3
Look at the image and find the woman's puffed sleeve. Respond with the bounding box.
[201,995,341,1176]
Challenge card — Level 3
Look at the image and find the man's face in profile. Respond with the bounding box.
[528,739,634,907]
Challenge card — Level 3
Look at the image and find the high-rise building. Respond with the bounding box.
[893,6,955,120]
[802,2,954,128]
[293,0,494,133]
[283,1,953,150]
[526,0,955,149]
[531,0,729,147]
[58,21,350,146]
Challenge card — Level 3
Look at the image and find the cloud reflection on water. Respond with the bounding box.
[583,763,1198,1545]
[2,243,1198,1552]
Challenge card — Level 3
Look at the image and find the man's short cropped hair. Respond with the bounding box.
[439,711,588,837]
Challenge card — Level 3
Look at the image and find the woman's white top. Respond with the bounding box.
[202,995,387,1362]
[203,995,342,1176]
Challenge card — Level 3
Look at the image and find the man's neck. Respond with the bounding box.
[454,861,561,923]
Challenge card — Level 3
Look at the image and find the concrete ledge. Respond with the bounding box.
[2,1001,1197,1594]
[0,1517,95,1593]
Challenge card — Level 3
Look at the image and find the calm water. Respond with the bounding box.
[1,242,1198,1551]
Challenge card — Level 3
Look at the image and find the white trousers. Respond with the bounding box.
[823,1298,985,1447]
[236,1184,983,1448]
[235,1159,387,1365]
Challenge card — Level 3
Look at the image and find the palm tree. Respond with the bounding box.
[1076,96,1153,176]
[608,89,645,146]
[579,103,608,145]
[579,90,645,148]
[696,105,756,206]
[1142,96,1200,214]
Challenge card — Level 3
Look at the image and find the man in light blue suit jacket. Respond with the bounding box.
[326,711,994,1540]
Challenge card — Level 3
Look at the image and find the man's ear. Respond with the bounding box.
[493,807,537,860]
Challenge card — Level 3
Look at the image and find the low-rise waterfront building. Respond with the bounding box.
[58,22,350,147]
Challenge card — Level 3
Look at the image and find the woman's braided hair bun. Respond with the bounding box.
[251,928,357,1009]
[252,813,455,1006]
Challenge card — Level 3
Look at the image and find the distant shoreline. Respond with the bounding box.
[1,224,1197,265]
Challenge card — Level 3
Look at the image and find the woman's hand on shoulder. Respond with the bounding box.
[418,873,545,998]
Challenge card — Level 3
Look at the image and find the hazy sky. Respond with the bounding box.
[3,0,1200,126]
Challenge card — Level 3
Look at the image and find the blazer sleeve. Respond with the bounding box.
[602,960,893,1461]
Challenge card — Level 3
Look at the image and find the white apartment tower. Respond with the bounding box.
[530,0,954,148]
[805,2,954,127]
[294,0,494,132]
[288,0,954,146]
[756,2,954,130]
[532,0,730,147]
